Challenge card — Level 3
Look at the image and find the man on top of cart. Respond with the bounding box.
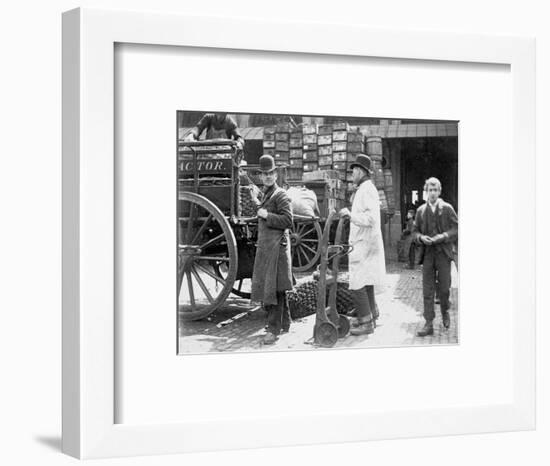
[250,155,293,345]
[184,112,245,150]
[339,154,386,336]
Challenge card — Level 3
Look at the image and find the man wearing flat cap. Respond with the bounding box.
[250,155,293,345]
[339,154,386,336]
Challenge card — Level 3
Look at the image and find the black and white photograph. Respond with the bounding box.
[177,111,458,353]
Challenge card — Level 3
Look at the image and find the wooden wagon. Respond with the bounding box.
[178,139,323,321]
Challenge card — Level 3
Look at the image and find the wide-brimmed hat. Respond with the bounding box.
[258,154,277,173]
[349,153,373,174]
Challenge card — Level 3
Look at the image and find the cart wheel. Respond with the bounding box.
[314,322,339,348]
[178,192,238,321]
[291,218,322,273]
[214,264,252,299]
[337,314,350,338]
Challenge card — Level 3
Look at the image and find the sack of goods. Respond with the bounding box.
[286,186,320,217]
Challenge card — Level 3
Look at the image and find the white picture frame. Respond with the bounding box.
[62,7,535,459]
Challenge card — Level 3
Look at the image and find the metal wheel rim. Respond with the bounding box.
[178,192,238,321]
[337,314,350,338]
[291,219,322,273]
[315,322,339,348]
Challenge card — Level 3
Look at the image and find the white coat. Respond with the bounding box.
[348,179,386,289]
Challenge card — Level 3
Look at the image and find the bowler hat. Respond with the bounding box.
[258,154,277,173]
[349,154,373,174]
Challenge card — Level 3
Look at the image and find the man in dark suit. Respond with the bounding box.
[250,155,293,345]
[412,177,458,337]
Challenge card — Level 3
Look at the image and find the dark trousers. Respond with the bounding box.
[352,285,376,321]
[266,291,291,335]
[422,248,452,322]
[408,242,416,268]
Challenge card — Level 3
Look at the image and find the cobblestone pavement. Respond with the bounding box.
[178,260,459,354]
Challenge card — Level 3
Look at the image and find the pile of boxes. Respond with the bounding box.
[263,122,365,198]
[261,123,395,214]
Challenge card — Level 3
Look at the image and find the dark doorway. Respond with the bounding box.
[400,137,458,219]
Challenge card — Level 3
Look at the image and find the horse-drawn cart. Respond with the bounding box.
[178,139,323,321]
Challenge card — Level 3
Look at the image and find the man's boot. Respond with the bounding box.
[416,320,434,337]
[441,310,450,329]
[350,317,374,336]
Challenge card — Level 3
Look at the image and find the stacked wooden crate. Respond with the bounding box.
[317,124,333,172]
[262,125,276,157]
[288,126,304,180]
[326,123,366,202]
[261,123,392,212]
[274,122,291,166]
[302,123,318,174]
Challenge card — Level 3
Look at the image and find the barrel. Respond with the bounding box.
[366,136,383,161]
[371,159,385,188]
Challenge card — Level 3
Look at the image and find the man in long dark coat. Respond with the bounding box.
[250,155,293,345]
[412,177,458,336]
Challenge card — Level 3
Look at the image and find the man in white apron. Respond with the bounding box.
[339,154,386,336]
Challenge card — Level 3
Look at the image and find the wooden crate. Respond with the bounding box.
[264,126,276,135]
[263,149,276,156]
[332,131,348,142]
[303,143,318,151]
[318,145,333,156]
[303,134,318,144]
[318,134,332,146]
[303,151,318,162]
[275,141,289,151]
[263,140,275,148]
[318,155,333,167]
[289,136,303,148]
[290,158,303,168]
[332,152,347,162]
[302,124,317,135]
[346,153,358,162]
[318,124,333,135]
[290,148,303,159]
[263,133,275,141]
[303,162,319,172]
[332,141,347,152]
[275,132,290,141]
[274,151,290,162]
[332,161,346,171]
